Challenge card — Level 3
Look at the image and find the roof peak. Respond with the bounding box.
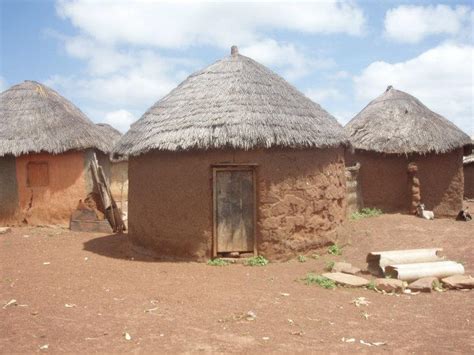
[231,45,239,56]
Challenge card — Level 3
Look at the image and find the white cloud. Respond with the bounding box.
[56,0,366,49]
[305,88,343,103]
[354,43,474,135]
[384,5,472,43]
[241,39,334,80]
[47,44,193,108]
[101,109,136,133]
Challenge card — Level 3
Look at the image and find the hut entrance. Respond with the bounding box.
[213,166,256,257]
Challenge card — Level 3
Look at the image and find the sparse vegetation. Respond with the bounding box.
[245,255,269,266]
[207,258,230,266]
[328,244,343,256]
[433,279,443,292]
[297,255,307,263]
[367,280,376,291]
[302,273,336,289]
[350,208,383,220]
[325,260,335,271]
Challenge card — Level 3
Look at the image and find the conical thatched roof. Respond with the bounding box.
[114,46,346,156]
[0,81,110,157]
[345,86,471,155]
[96,123,122,147]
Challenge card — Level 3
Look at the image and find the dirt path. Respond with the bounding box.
[1,208,473,353]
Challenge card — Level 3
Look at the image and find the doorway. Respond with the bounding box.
[212,166,256,257]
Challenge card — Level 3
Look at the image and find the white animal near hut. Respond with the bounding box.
[416,203,434,220]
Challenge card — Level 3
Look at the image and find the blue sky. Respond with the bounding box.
[1,0,473,135]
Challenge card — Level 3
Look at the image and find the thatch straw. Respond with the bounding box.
[96,123,122,147]
[345,86,471,155]
[95,123,128,161]
[114,46,347,156]
[0,81,110,157]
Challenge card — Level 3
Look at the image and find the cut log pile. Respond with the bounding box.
[320,248,473,293]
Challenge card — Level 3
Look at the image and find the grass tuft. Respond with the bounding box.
[207,258,230,266]
[350,208,383,220]
[302,273,336,289]
[328,244,343,256]
[297,255,307,263]
[245,255,269,266]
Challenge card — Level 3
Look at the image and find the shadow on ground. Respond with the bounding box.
[83,233,158,262]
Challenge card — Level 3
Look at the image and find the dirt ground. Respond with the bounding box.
[1,203,473,353]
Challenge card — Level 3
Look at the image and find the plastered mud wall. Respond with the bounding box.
[346,149,464,216]
[110,161,128,203]
[464,164,474,199]
[0,155,19,223]
[128,148,346,261]
[15,151,88,225]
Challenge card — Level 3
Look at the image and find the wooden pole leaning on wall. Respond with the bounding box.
[90,153,125,233]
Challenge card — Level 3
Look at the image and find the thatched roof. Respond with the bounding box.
[114,46,346,156]
[96,123,122,147]
[96,123,128,162]
[345,86,471,155]
[0,81,110,157]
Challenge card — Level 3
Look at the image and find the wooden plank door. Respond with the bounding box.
[214,168,255,253]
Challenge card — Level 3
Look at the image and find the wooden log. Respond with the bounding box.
[386,261,465,281]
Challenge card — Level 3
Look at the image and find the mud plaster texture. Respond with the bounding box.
[345,149,464,217]
[14,151,90,225]
[110,161,128,203]
[0,155,19,223]
[128,148,346,261]
[464,164,474,199]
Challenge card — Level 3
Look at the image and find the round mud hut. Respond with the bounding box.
[114,46,348,261]
[96,123,128,205]
[0,81,111,225]
[345,86,471,216]
[463,136,474,199]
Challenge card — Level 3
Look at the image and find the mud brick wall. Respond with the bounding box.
[128,147,346,261]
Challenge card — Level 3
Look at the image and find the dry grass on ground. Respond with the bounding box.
[1,204,473,353]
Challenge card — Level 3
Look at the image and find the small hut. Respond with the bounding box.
[345,86,471,216]
[463,136,474,199]
[114,46,348,261]
[0,81,110,225]
[95,123,128,205]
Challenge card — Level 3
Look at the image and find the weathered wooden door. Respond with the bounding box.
[213,168,255,254]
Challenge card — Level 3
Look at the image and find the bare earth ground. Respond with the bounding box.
[1,204,473,353]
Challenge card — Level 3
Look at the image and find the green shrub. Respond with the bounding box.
[367,280,376,291]
[328,244,343,256]
[207,258,230,266]
[245,255,269,266]
[302,273,336,289]
[297,255,307,263]
[350,208,383,220]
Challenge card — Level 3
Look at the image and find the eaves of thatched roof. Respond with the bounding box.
[114,46,347,156]
[0,81,110,157]
[95,123,128,162]
[96,123,122,147]
[345,86,471,155]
